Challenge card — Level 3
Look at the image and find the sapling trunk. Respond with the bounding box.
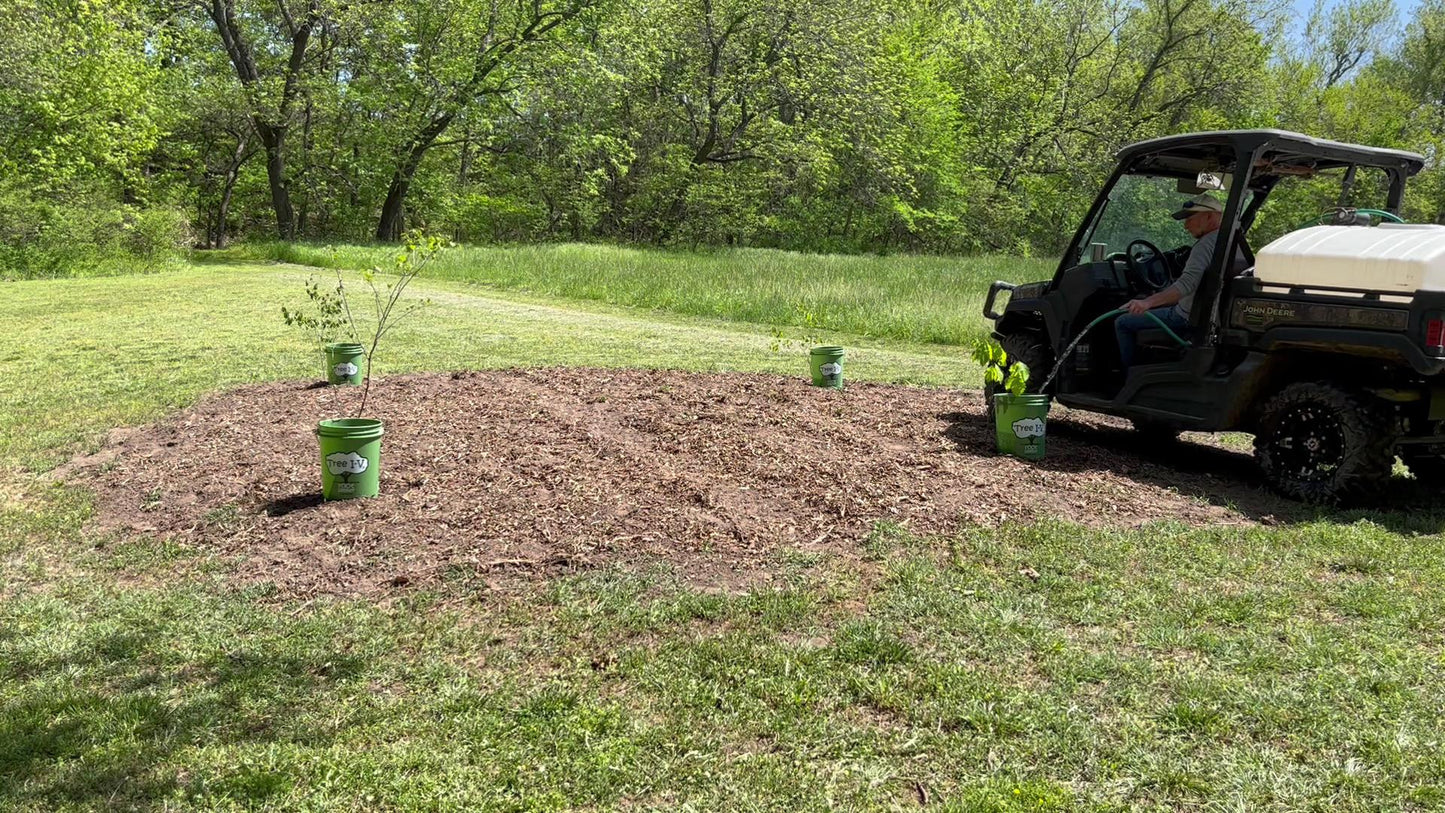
[285,232,446,415]
[355,276,424,417]
[343,234,444,417]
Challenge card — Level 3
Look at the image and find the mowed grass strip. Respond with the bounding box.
[0,262,978,472]
[238,242,1054,347]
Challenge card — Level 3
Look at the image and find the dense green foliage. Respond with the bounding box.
[5,0,1445,274]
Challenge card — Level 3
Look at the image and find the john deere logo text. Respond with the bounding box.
[326,451,368,476]
[1242,302,1296,320]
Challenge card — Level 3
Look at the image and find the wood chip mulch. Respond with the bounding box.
[59,369,1288,599]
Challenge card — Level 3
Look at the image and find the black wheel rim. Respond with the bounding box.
[1269,403,1346,483]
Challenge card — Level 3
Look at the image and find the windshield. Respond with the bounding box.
[1248,166,1394,246]
[1078,174,1193,263]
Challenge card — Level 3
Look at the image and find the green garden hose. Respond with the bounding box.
[1085,307,1191,347]
[1038,307,1190,390]
[1356,208,1406,224]
[1293,208,1405,230]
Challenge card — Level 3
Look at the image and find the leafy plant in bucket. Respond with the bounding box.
[306,232,451,501]
[769,302,825,353]
[281,274,357,346]
[282,230,451,414]
[345,231,451,415]
[971,338,1030,396]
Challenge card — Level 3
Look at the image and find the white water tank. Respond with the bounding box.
[1253,223,1445,294]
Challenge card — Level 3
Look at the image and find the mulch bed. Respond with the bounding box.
[60,369,1291,598]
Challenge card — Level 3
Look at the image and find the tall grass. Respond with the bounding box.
[238,242,1055,346]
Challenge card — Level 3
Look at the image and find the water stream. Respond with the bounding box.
[1038,327,1094,392]
[1034,308,1189,393]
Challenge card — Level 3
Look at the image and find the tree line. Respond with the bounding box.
[0,0,1441,275]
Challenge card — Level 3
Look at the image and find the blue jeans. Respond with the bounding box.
[1115,307,1189,368]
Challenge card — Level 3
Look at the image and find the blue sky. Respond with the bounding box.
[1288,0,1422,39]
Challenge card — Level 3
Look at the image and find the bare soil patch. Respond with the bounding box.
[61,369,1288,598]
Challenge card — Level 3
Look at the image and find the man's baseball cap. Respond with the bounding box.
[1171,193,1225,220]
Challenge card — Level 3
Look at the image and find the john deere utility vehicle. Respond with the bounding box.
[982,129,1445,503]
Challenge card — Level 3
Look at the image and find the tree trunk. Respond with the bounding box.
[261,132,295,240]
[371,1,591,240]
[376,116,451,241]
[206,0,315,241]
[214,137,249,248]
[376,173,411,241]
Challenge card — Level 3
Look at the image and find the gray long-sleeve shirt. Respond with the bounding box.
[1168,231,1218,320]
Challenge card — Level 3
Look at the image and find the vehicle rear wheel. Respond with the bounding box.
[1253,382,1394,504]
[983,333,1052,423]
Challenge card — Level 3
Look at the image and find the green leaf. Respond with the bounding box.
[1005,361,1030,396]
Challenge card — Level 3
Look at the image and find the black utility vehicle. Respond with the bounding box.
[983,129,1445,503]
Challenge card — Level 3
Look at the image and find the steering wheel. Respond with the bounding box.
[1124,239,1168,292]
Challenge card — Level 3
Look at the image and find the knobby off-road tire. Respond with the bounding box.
[983,333,1052,423]
[1253,382,1395,504]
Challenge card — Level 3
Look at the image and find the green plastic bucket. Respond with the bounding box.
[993,394,1051,460]
[809,346,845,389]
[325,342,365,385]
[317,418,384,500]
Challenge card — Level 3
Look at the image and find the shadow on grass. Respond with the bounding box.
[940,410,1445,532]
[0,618,370,808]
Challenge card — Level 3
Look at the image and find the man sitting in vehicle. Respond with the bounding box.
[1115,193,1230,367]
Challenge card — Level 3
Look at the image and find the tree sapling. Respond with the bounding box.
[281,273,357,348]
[299,231,452,501]
[282,230,451,413]
[972,337,1030,396]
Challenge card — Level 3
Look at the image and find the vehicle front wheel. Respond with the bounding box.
[983,333,1052,423]
[1253,382,1394,504]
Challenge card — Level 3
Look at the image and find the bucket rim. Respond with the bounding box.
[991,392,1051,406]
[809,345,845,355]
[317,417,385,438]
[324,342,366,353]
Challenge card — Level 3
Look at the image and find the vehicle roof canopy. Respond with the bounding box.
[1116,129,1425,182]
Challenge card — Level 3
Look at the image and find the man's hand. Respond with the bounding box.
[1124,298,1151,315]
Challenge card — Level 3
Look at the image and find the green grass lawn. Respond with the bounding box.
[3,252,1445,810]
[0,262,978,473]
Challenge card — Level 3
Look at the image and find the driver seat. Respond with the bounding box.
[1133,234,1253,363]
[1134,322,1191,364]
